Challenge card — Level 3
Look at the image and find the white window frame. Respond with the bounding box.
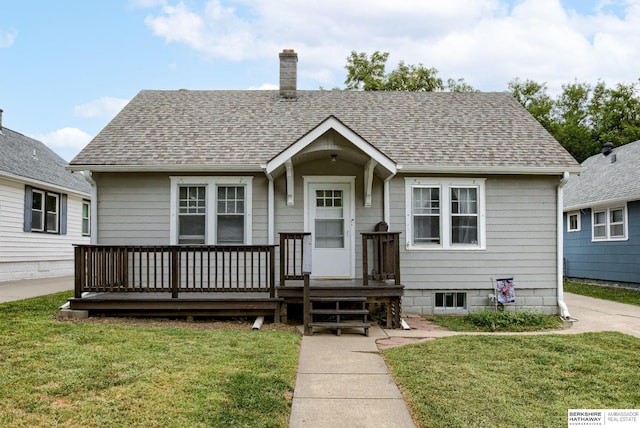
[567,211,580,232]
[31,189,45,232]
[405,178,486,250]
[592,205,628,242]
[170,176,252,245]
[434,292,467,312]
[82,200,91,236]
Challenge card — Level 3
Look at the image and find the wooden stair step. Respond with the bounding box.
[309,297,366,302]
[310,309,369,315]
[308,322,370,328]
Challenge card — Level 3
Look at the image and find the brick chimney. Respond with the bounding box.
[279,49,298,98]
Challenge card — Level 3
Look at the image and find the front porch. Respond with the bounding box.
[67,232,404,331]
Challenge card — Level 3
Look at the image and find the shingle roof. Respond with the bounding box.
[70,90,579,172]
[0,127,90,194]
[564,140,640,210]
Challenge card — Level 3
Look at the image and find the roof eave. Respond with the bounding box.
[0,171,91,197]
[66,164,264,173]
[564,195,640,212]
[398,165,584,175]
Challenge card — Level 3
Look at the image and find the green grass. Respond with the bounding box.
[0,292,301,427]
[383,333,640,428]
[429,310,564,332]
[565,281,640,306]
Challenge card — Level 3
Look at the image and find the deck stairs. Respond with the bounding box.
[307,296,370,336]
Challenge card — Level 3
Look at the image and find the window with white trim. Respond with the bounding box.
[435,292,467,311]
[406,178,485,249]
[82,200,91,236]
[24,186,65,234]
[592,206,627,241]
[170,177,252,245]
[567,211,580,232]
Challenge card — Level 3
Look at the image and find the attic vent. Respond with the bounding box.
[610,153,617,164]
[602,141,614,156]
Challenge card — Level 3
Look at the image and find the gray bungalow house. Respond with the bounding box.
[563,140,640,285]
[0,109,91,281]
[66,50,581,325]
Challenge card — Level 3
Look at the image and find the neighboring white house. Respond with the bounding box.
[67,50,582,316]
[0,109,91,282]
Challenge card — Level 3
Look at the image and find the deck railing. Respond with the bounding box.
[74,245,276,298]
[361,232,401,285]
[279,232,312,285]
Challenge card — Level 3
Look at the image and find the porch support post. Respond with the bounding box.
[364,159,377,207]
[267,173,275,244]
[383,173,395,225]
[303,272,311,335]
[74,245,83,298]
[171,247,179,298]
[285,158,294,206]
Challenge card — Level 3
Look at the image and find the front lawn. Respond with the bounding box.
[565,281,640,306]
[383,333,640,428]
[0,292,301,427]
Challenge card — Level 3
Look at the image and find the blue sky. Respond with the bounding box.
[1,0,639,161]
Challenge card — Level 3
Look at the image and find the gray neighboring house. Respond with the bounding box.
[0,109,91,281]
[563,140,640,285]
[68,50,582,316]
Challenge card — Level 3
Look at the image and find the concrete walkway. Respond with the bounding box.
[289,326,416,428]
[0,275,73,303]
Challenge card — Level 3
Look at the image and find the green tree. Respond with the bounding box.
[553,81,597,162]
[344,50,474,92]
[507,78,555,132]
[590,80,640,149]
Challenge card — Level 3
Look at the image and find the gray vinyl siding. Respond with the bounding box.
[390,174,560,314]
[95,172,269,246]
[95,173,171,245]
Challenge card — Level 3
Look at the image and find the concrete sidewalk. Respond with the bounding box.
[289,326,416,428]
[0,276,73,303]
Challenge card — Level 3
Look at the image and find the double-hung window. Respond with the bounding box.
[567,211,580,232]
[592,206,627,241]
[82,200,91,236]
[406,178,485,249]
[24,186,65,234]
[170,177,252,245]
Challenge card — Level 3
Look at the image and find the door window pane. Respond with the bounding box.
[315,189,344,248]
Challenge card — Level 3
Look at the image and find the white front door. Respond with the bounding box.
[305,177,355,278]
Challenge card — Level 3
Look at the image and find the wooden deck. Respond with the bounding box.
[68,232,404,329]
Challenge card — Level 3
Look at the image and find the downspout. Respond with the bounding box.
[557,172,572,320]
[83,170,98,245]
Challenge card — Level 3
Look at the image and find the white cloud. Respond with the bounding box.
[0,30,16,48]
[142,0,640,92]
[31,128,93,161]
[248,83,278,90]
[73,97,129,119]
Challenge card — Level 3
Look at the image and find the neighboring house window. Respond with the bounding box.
[567,211,580,232]
[170,177,252,245]
[592,206,627,241]
[435,292,467,310]
[82,200,91,236]
[23,186,67,234]
[405,178,486,249]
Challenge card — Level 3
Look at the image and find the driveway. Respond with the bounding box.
[562,292,640,338]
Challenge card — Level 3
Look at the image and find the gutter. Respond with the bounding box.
[557,172,572,320]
